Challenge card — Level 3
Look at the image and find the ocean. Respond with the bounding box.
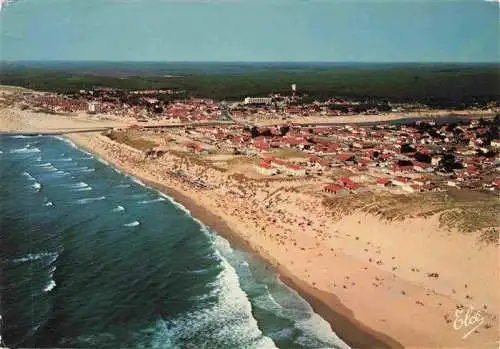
[0,135,349,349]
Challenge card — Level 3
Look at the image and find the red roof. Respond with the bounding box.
[184,143,202,152]
[337,153,355,162]
[258,161,273,169]
[413,161,431,169]
[287,164,302,170]
[271,158,287,166]
[377,178,390,185]
[345,182,361,191]
[324,183,344,193]
[337,177,354,186]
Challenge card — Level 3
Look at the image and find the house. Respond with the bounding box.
[392,176,411,186]
[324,183,347,195]
[337,153,355,162]
[345,182,361,192]
[285,164,306,176]
[337,177,354,187]
[413,161,433,172]
[184,143,208,154]
[256,161,277,175]
[389,164,414,175]
[269,157,288,171]
[402,184,422,193]
[376,177,391,187]
[431,155,442,166]
[253,139,270,151]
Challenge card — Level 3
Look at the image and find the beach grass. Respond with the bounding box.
[322,190,499,244]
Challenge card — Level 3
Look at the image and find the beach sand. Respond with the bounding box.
[1,105,499,349]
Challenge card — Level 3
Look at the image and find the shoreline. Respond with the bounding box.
[1,104,498,349]
[65,133,402,349]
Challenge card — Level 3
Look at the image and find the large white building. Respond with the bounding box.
[244,97,272,105]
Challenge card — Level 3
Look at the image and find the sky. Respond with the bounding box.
[0,0,498,62]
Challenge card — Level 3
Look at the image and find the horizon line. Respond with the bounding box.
[2,60,499,64]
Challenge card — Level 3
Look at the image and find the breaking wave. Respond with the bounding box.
[115,184,131,188]
[12,252,59,265]
[112,205,125,212]
[10,146,41,154]
[54,157,73,162]
[124,221,140,227]
[30,182,42,192]
[22,171,36,181]
[75,196,106,204]
[137,197,166,204]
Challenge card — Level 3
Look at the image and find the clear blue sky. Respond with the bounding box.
[1,0,498,62]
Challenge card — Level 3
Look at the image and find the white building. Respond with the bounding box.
[244,97,272,105]
[88,101,101,114]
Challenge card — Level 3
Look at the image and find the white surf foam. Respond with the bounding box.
[22,171,36,181]
[161,193,192,216]
[112,205,125,212]
[67,182,90,189]
[37,162,52,167]
[11,135,34,139]
[37,163,58,172]
[53,135,81,151]
[97,158,110,166]
[44,279,56,292]
[115,184,131,188]
[10,146,41,154]
[214,234,350,349]
[124,220,140,227]
[294,314,350,349]
[12,252,58,264]
[74,187,93,192]
[54,157,73,162]
[75,167,95,173]
[75,196,106,204]
[131,177,146,187]
[150,246,277,349]
[51,170,70,177]
[30,182,42,192]
[137,197,166,204]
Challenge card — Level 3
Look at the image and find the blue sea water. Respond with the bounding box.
[0,135,349,349]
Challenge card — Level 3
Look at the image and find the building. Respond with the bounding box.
[184,143,208,154]
[324,183,347,195]
[285,164,306,176]
[88,101,101,114]
[244,97,272,105]
[376,178,391,187]
[256,161,277,175]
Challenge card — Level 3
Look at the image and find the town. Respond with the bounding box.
[2,87,499,196]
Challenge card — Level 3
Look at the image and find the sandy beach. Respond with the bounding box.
[1,105,498,349]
